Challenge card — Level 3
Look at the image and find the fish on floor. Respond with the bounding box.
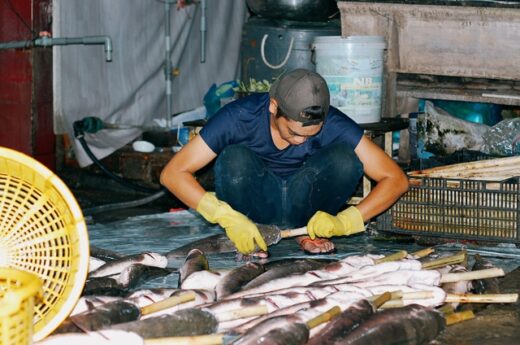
[89,252,168,278]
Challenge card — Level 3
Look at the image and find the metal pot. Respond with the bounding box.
[246,0,339,22]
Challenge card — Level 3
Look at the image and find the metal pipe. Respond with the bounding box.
[0,35,113,62]
[0,40,32,49]
[200,0,207,63]
[35,35,113,62]
[165,0,173,129]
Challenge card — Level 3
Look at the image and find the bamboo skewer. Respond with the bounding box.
[445,293,519,304]
[410,166,520,178]
[378,291,435,309]
[140,291,197,316]
[409,156,520,175]
[306,306,341,329]
[370,292,393,307]
[421,251,467,270]
[437,304,455,315]
[440,268,505,283]
[375,251,408,264]
[411,247,434,259]
[214,305,268,322]
[444,310,475,326]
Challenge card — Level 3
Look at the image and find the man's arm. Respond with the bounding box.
[354,135,409,221]
[306,135,409,239]
[160,135,217,208]
[160,135,267,254]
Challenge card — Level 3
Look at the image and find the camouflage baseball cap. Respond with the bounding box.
[269,69,330,126]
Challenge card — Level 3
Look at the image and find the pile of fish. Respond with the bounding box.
[38,246,516,345]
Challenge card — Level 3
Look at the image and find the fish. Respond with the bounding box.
[82,277,128,296]
[178,249,209,286]
[216,262,265,299]
[181,270,228,291]
[90,245,124,261]
[461,254,501,313]
[89,252,168,278]
[471,254,500,295]
[243,259,331,290]
[440,265,472,309]
[306,299,374,345]
[89,257,107,273]
[233,322,309,345]
[232,309,318,345]
[39,330,142,345]
[83,264,173,296]
[54,300,141,333]
[108,308,218,338]
[71,296,122,316]
[166,225,306,259]
[126,288,216,319]
[330,304,445,345]
[117,263,173,289]
[232,300,355,345]
[166,234,236,259]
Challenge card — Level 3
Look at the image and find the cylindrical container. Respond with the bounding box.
[0,268,42,345]
[246,0,339,22]
[312,36,386,124]
[241,17,340,83]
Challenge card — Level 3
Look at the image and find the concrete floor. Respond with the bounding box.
[61,169,520,345]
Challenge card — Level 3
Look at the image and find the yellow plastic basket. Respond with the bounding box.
[0,147,89,341]
[0,268,42,345]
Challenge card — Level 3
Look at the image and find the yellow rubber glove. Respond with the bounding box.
[306,206,365,239]
[196,192,267,254]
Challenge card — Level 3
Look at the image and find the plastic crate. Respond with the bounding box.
[0,268,42,345]
[0,147,89,341]
[377,176,520,244]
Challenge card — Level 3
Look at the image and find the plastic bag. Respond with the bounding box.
[481,118,520,156]
[203,81,238,117]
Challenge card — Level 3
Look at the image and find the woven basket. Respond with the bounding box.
[0,147,89,341]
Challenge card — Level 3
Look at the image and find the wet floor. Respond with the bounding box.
[84,209,520,345]
[67,170,520,345]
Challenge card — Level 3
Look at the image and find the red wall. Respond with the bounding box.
[0,0,55,170]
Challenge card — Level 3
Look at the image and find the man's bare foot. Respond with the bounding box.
[296,236,335,254]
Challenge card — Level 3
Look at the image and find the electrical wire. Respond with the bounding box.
[82,189,167,215]
[76,134,161,194]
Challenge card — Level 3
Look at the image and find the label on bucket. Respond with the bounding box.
[314,36,385,124]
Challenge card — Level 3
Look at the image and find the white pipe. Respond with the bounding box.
[0,35,113,62]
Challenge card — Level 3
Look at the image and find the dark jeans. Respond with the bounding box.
[214,144,363,228]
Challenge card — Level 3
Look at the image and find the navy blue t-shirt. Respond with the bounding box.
[200,93,364,178]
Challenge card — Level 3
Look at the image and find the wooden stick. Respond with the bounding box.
[145,334,223,345]
[140,291,197,316]
[306,306,341,329]
[378,300,404,309]
[408,156,520,175]
[421,251,467,270]
[280,227,308,238]
[445,310,475,326]
[409,165,520,178]
[411,247,434,259]
[445,293,518,304]
[215,305,268,322]
[371,292,392,308]
[437,304,455,315]
[440,268,504,283]
[378,291,434,309]
[374,250,408,264]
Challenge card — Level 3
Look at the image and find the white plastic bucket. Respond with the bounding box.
[312,36,386,124]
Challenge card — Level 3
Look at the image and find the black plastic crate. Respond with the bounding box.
[377,176,520,244]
